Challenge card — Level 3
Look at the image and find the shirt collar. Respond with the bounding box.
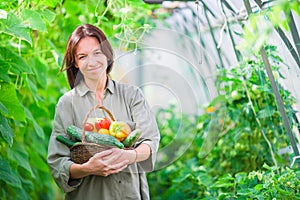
[76,78,114,97]
[106,78,114,94]
[76,79,89,97]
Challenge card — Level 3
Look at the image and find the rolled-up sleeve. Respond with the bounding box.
[47,96,82,193]
[130,87,160,172]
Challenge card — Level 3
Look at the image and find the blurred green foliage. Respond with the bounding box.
[148,45,299,199]
[239,0,300,56]
[147,0,300,198]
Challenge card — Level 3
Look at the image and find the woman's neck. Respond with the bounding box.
[85,76,108,105]
[85,75,107,91]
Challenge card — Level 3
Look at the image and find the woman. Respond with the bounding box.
[47,24,160,200]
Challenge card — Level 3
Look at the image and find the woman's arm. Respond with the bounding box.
[69,143,151,179]
[133,143,151,163]
[47,94,82,192]
[129,86,160,172]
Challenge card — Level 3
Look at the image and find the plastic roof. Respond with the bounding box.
[115,0,300,115]
[152,0,276,31]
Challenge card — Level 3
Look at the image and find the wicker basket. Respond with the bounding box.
[70,105,116,164]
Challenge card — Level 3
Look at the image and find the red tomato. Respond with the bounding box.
[95,120,101,131]
[84,122,94,131]
[95,118,111,130]
[101,118,111,129]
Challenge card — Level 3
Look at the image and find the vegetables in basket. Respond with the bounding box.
[122,129,141,148]
[67,125,124,149]
[109,121,132,141]
[56,135,79,147]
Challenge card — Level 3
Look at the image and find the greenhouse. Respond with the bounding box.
[0,0,299,199]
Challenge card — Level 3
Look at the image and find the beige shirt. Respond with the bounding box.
[47,79,160,200]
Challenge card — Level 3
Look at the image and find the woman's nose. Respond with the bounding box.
[87,56,98,67]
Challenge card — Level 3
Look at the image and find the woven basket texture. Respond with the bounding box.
[70,143,111,164]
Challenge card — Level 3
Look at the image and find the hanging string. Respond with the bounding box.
[195,0,203,65]
[217,0,228,49]
[263,0,271,20]
[291,156,300,168]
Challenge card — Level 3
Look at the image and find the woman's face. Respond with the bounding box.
[75,36,108,82]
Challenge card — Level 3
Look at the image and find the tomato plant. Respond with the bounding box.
[148,45,299,199]
[198,45,296,176]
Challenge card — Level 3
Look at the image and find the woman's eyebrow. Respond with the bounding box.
[76,48,102,57]
[94,47,102,52]
[76,52,85,56]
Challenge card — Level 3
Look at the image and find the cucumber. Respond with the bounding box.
[122,129,141,147]
[67,125,124,149]
[67,125,85,141]
[56,135,77,148]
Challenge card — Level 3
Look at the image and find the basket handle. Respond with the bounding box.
[81,105,115,143]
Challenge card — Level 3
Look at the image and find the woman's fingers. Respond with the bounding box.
[86,148,129,176]
[109,159,129,170]
[99,160,129,176]
[101,148,123,162]
[93,149,113,159]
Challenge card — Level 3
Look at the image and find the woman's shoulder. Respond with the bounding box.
[112,79,140,93]
[56,88,76,106]
[111,80,145,103]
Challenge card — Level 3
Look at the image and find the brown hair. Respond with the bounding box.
[60,24,114,89]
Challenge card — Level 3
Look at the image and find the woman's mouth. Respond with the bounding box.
[87,67,101,72]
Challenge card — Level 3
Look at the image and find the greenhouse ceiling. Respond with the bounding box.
[143,0,277,30]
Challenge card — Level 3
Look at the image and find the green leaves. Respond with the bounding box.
[0,114,13,146]
[24,107,45,139]
[19,8,55,33]
[0,7,55,45]
[35,0,63,8]
[0,102,8,115]
[0,156,22,188]
[21,9,47,32]
[30,56,48,89]
[39,9,56,23]
[149,45,298,199]
[0,46,32,75]
[29,150,49,173]
[0,83,26,122]
[0,13,32,45]
[211,174,235,188]
[0,60,11,82]
[257,105,277,118]
[7,145,35,178]
[238,0,300,56]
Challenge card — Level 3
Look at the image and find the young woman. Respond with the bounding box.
[47,24,160,200]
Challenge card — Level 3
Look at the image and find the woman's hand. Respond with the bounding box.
[70,148,136,178]
[85,148,135,176]
[70,144,150,179]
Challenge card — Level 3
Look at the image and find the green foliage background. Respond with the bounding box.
[0,0,299,199]
[148,45,300,199]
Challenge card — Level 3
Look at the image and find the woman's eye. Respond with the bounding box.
[95,51,102,55]
[78,55,86,60]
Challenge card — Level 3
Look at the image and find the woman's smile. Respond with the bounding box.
[87,66,101,72]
